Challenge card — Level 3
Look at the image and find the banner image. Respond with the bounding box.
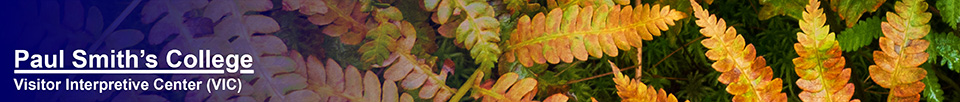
[3,0,959,102]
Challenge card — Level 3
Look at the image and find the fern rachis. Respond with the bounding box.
[690,0,787,101]
[793,0,858,101]
[868,0,932,101]
[504,4,685,67]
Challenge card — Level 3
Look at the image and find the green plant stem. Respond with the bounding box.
[565,65,637,84]
[937,70,960,90]
[448,66,490,102]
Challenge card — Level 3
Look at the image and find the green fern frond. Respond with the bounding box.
[937,0,960,28]
[837,17,882,52]
[926,32,960,73]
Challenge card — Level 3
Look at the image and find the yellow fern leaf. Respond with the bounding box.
[504,4,686,67]
[869,0,931,101]
[609,61,680,102]
[793,0,858,102]
[690,0,787,101]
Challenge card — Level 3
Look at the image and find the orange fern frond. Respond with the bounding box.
[869,0,932,101]
[381,53,456,102]
[689,0,787,101]
[610,61,681,102]
[793,0,858,101]
[465,72,571,102]
[504,4,686,67]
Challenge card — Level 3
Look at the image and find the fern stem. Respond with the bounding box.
[650,36,704,69]
[563,36,702,85]
[565,65,632,85]
[448,0,500,100]
[448,66,489,102]
[936,70,960,91]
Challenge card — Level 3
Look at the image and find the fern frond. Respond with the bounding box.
[465,71,571,102]
[359,7,417,65]
[690,0,788,101]
[793,0,858,101]
[469,72,539,101]
[936,0,960,28]
[920,64,945,102]
[609,61,681,102]
[543,0,624,10]
[424,1,504,101]
[837,17,882,52]
[503,4,686,67]
[382,53,456,102]
[425,0,502,69]
[926,32,960,73]
[305,52,456,102]
[869,0,932,101]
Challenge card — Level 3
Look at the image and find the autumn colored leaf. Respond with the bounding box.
[358,7,417,65]
[504,4,686,67]
[609,61,681,102]
[502,0,542,13]
[829,0,885,27]
[423,0,503,70]
[758,0,805,20]
[542,0,623,10]
[303,53,457,102]
[422,1,505,100]
[306,57,381,101]
[690,0,788,101]
[543,93,570,102]
[380,53,456,102]
[179,33,453,102]
[468,72,569,102]
[869,0,932,101]
[793,0,858,101]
